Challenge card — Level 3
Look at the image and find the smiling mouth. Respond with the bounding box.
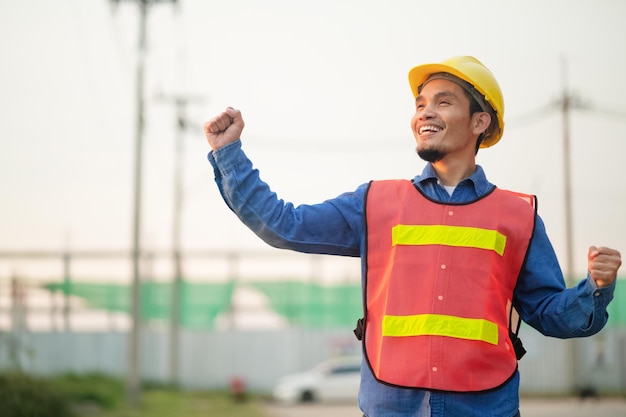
[419,125,443,135]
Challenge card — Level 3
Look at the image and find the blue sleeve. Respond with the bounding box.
[208,140,365,257]
[513,214,615,338]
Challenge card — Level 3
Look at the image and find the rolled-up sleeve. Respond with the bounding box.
[513,215,615,338]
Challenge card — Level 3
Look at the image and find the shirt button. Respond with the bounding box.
[594,291,601,297]
[432,367,438,372]
[437,295,444,301]
[448,210,454,216]
[440,264,446,270]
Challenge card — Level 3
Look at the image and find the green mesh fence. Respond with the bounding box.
[42,278,625,329]
[43,281,236,329]
[250,281,362,328]
[44,282,130,313]
[607,280,626,326]
[41,280,362,329]
[180,281,236,328]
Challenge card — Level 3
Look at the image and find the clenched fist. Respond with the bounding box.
[588,246,622,288]
[204,107,245,151]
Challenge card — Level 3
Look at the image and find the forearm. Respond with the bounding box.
[208,141,363,256]
[514,217,615,338]
[522,276,614,338]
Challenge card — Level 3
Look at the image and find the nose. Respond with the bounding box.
[415,101,436,121]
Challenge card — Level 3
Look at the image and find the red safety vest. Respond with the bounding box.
[363,180,536,392]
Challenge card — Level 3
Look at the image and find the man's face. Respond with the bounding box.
[410,78,477,163]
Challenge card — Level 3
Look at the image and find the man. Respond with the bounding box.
[204,56,622,416]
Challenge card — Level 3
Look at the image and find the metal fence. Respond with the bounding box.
[1,249,625,395]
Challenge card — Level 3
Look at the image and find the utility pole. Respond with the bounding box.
[512,57,626,395]
[559,57,580,290]
[557,57,607,394]
[155,93,203,387]
[110,0,178,406]
[62,252,71,331]
[559,57,581,394]
[556,57,626,394]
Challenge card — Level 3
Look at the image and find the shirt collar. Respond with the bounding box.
[414,163,494,197]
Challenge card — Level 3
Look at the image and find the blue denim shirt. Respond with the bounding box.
[208,140,615,417]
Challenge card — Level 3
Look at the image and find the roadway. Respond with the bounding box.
[265,397,626,417]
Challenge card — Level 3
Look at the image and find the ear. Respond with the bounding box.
[472,112,491,136]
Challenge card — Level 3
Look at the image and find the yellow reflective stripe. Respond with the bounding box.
[382,314,499,345]
[392,224,507,256]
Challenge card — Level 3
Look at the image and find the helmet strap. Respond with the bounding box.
[475,132,485,154]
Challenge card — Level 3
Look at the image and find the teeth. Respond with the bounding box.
[419,125,442,134]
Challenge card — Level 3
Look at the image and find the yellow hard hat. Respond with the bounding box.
[408,56,505,148]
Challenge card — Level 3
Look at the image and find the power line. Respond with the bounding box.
[577,105,626,121]
[506,93,626,130]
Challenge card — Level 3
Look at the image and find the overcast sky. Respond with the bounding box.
[1,0,625,281]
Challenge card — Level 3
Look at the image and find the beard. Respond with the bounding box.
[416,146,446,163]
